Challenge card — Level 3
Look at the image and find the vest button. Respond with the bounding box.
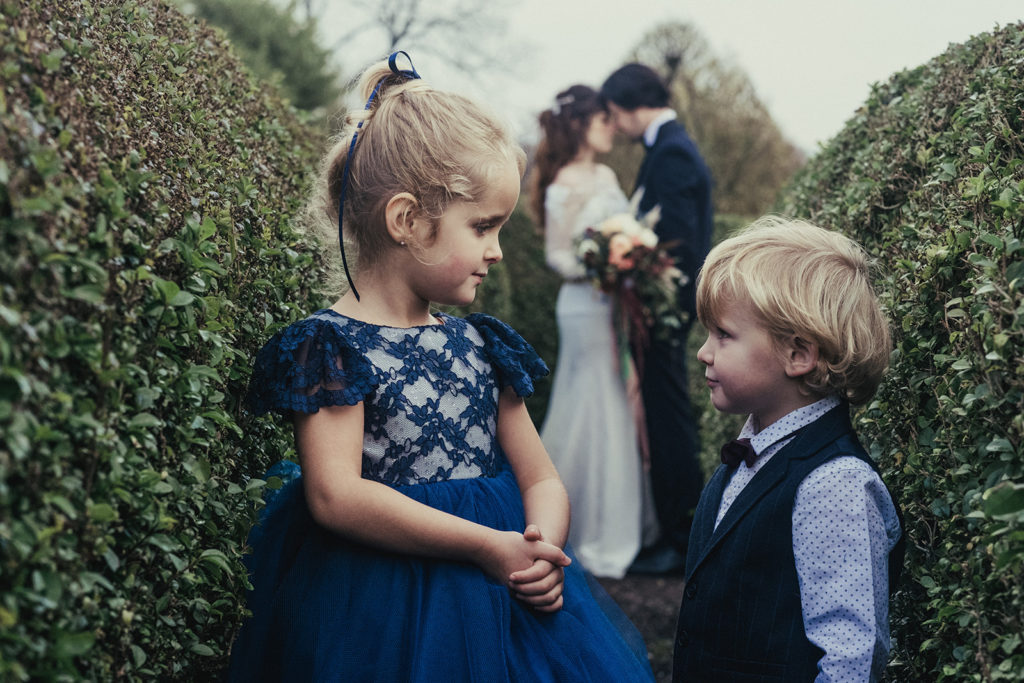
[684,581,697,599]
[677,630,689,648]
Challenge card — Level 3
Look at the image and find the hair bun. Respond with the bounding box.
[357,61,429,110]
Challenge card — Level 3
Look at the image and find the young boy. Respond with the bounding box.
[674,216,905,682]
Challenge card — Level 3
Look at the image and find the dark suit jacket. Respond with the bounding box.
[634,119,713,322]
[673,405,905,682]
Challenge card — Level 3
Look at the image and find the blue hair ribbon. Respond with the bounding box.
[337,51,421,301]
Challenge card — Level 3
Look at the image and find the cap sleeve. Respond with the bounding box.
[247,316,378,416]
[466,313,549,397]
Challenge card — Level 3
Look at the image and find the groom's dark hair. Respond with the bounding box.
[600,63,670,110]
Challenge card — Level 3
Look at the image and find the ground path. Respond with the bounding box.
[598,575,685,682]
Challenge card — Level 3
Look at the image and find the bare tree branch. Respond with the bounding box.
[319,0,516,78]
[626,21,804,216]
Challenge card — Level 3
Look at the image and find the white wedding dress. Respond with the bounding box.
[539,165,658,579]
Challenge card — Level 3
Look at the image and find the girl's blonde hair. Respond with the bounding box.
[303,57,526,292]
[696,216,891,404]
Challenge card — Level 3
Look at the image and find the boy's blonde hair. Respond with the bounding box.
[304,57,526,291]
[696,216,890,404]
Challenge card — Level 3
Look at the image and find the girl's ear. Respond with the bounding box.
[384,193,420,245]
[783,335,819,378]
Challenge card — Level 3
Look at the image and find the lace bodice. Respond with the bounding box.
[248,311,548,486]
[544,166,630,279]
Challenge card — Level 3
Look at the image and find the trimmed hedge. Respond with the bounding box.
[778,23,1024,681]
[0,0,323,678]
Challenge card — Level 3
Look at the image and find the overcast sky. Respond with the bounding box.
[325,1,1022,155]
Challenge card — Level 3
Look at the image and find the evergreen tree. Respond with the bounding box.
[186,0,340,111]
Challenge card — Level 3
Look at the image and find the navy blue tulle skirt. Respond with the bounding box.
[227,465,654,682]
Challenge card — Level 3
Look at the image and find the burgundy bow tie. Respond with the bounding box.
[721,438,757,468]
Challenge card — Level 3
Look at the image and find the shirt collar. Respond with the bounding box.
[642,109,677,148]
[738,395,842,456]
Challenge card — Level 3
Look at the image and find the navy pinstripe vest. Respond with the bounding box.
[672,405,904,682]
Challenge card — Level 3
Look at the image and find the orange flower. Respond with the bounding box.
[608,233,635,269]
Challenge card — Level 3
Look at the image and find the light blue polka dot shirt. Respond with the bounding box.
[715,396,902,682]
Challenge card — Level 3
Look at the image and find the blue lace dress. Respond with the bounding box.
[227,310,654,682]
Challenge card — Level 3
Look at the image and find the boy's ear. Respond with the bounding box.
[783,335,819,378]
[384,193,420,244]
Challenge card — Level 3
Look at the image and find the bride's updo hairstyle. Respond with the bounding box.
[528,85,606,229]
[305,56,526,293]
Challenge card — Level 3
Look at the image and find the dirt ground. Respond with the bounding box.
[597,574,685,682]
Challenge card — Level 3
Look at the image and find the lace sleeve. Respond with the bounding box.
[246,316,378,416]
[466,314,549,397]
[544,184,588,279]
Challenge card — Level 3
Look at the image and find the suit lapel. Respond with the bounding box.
[693,467,728,543]
[633,148,651,197]
[633,120,682,203]
[702,450,790,552]
[686,406,853,578]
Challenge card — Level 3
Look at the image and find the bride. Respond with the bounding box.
[530,85,657,579]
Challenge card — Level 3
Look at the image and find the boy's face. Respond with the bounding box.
[696,301,810,430]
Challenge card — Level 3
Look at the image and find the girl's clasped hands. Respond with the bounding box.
[497,523,571,612]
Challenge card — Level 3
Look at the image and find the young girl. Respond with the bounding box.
[227,54,654,682]
[530,85,657,578]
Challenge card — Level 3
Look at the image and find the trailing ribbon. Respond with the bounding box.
[337,51,421,301]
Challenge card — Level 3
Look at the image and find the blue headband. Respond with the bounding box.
[337,51,421,301]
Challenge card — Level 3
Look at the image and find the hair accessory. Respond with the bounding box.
[337,51,421,301]
[387,50,420,79]
[551,93,575,116]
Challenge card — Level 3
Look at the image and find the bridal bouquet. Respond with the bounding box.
[576,212,687,373]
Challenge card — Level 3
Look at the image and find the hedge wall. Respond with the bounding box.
[778,23,1024,681]
[0,0,324,678]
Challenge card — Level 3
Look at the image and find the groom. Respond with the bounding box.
[601,63,713,574]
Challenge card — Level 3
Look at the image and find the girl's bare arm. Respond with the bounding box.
[294,402,569,583]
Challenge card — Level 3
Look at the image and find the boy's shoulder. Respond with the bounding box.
[802,453,879,487]
[788,407,872,461]
[794,426,896,519]
[772,405,886,487]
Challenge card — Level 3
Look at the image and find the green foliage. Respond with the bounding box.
[778,23,1024,681]
[0,0,323,678]
[184,0,340,111]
